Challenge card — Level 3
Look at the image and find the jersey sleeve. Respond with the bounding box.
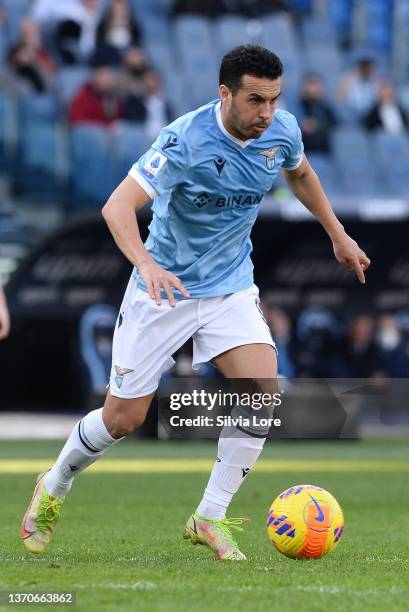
[128,128,190,198]
[281,119,304,171]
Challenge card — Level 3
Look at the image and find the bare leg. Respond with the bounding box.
[103,390,155,438]
[212,342,278,379]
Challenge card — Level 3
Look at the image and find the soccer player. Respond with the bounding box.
[21,45,370,560]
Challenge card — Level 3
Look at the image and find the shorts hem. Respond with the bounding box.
[109,384,159,399]
[192,339,277,370]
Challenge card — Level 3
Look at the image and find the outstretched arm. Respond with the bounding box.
[282,155,371,284]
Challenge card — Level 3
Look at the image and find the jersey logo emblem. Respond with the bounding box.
[214,157,226,175]
[193,192,211,208]
[163,135,178,151]
[259,146,280,170]
[142,151,167,178]
[114,365,134,388]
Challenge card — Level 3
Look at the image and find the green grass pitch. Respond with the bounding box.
[1,438,409,611]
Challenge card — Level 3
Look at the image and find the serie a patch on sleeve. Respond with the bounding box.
[142,151,168,178]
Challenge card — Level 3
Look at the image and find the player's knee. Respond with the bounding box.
[105,409,146,438]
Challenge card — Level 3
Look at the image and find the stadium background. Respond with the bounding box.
[1,0,409,413]
[0,2,409,610]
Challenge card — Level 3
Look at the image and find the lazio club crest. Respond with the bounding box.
[114,365,134,388]
[259,146,280,170]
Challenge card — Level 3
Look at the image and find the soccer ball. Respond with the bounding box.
[267,484,344,559]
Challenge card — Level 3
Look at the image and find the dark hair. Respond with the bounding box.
[219,45,283,94]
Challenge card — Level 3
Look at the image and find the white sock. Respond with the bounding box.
[44,408,120,497]
[196,425,266,520]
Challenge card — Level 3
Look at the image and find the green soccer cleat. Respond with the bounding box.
[20,471,64,554]
[183,513,248,560]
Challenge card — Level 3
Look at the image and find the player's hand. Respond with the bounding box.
[332,232,371,284]
[0,302,10,340]
[138,258,190,307]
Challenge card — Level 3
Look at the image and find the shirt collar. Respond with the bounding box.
[215,101,254,149]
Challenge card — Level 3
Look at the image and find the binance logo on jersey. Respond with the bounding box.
[194,192,211,208]
[216,193,263,208]
[193,193,263,208]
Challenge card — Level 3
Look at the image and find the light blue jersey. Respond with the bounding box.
[129,100,304,298]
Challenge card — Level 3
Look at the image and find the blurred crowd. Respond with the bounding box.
[1,0,408,146]
[300,61,409,156]
[2,1,171,138]
[260,305,409,379]
[170,306,409,379]
[172,0,294,19]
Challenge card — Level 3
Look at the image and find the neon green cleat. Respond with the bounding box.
[20,471,64,554]
[183,513,248,560]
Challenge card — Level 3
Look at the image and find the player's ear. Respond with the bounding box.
[219,84,231,103]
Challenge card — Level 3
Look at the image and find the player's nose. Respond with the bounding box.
[259,102,274,122]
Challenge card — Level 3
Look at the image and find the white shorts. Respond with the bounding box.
[109,277,276,398]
